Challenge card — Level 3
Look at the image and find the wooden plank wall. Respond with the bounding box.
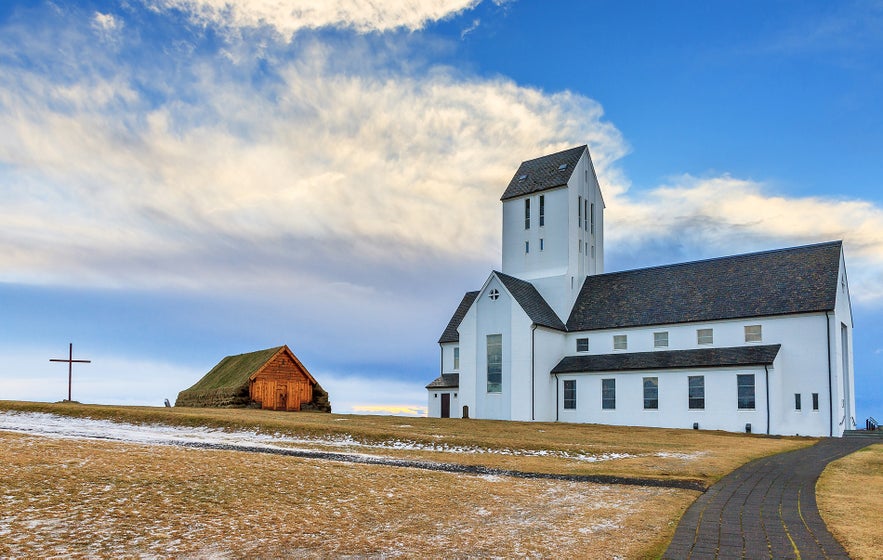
[249,352,314,411]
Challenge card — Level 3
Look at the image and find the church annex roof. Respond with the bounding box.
[551,344,781,374]
[438,291,479,343]
[426,373,459,389]
[567,241,843,332]
[496,271,566,331]
[500,145,587,201]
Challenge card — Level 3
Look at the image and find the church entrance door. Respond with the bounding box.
[441,393,451,418]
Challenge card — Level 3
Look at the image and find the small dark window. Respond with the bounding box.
[688,375,705,409]
[576,338,588,352]
[602,378,615,410]
[563,380,576,409]
[812,392,819,411]
[539,195,545,227]
[795,393,802,411]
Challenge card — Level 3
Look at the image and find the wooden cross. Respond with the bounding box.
[50,343,91,402]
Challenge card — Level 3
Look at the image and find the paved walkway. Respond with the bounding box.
[663,437,873,559]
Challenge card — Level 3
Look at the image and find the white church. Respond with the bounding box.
[426,145,856,437]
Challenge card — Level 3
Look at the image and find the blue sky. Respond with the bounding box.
[1,0,881,419]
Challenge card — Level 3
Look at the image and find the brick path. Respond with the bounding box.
[663,437,873,559]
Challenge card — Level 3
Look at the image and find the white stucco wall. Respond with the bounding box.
[426,388,460,419]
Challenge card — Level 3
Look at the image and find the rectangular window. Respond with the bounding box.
[737,374,755,409]
[584,199,588,231]
[795,393,802,411]
[602,378,615,409]
[576,338,589,352]
[812,392,819,411]
[563,380,576,409]
[688,375,705,409]
[453,347,459,370]
[579,240,582,253]
[578,195,582,228]
[524,199,530,229]
[540,238,544,251]
[613,334,627,350]
[486,334,502,393]
[745,325,762,343]
[643,377,659,410]
[697,328,713,345]
[539,195,545,227]
[590,202,595,235]
[525,241,530,254]
[654,331,669,348]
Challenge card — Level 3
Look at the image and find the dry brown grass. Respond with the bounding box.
[0,401,812,486]
[817,442,883,560]
[0,432,697,559]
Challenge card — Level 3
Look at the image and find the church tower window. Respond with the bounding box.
[524,198,530,229]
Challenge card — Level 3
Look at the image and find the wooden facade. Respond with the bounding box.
[248,347,317,411]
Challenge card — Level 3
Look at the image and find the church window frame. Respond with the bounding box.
[744,325,762,343]
[539,195,545,227]
[688,375,705,409]
[602,378,616,409]
[453,347,460,370]
[488,288,500,301]
[613,334,627,350]
[576,338,589,352]
[737,374,755,409]
[524,198,530,229]
[697,328,713,345]
[563,380,576,409]
[654,331,669,348]
[643,377,659,409]
[486,334,502,393]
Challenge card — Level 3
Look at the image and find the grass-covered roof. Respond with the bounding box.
[175,346,284,407]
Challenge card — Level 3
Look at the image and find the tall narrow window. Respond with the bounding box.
[525,241,529,254]
[578,195,582,229]
[737,374,755,409]
[613,335,627,350]
[540,238,544,251]
[563,380,576,409]
[602,378,615,409]
[453,347,460,370]
[643,377,659,409]
[486,334,502,393]
[688,375,705,409]
[590,202,595,235]
[745,325,762,342]
[697,328,713,345]
[812,392,819,411]
[576,338,589,352]
[539,195,545,227]
[524,199,530,229]
[795,393,802,411]
[654,332,669,348]
[584,199,588,231]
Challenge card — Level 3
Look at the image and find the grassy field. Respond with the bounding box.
[817,442,883,560]
[0,401,815,558]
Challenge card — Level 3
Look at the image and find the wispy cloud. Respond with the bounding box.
[144,0,483,38]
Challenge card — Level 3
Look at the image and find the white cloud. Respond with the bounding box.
[145,0,482,37]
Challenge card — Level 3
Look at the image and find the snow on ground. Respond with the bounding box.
[0,411,647,463]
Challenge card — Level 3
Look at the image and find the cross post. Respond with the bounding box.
[50,343,92,402]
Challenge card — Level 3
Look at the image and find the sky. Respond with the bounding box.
[1,0,881,419]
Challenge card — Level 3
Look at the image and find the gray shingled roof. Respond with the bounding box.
[425,373,460,389]
[438,291,479,343]
[500,145,587,201]
[551,344,782,374]
[567,241,843,332]
[496,271,566,331]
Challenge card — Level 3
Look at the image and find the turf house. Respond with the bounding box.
[176,345,331,412]
[427,146,856,437]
